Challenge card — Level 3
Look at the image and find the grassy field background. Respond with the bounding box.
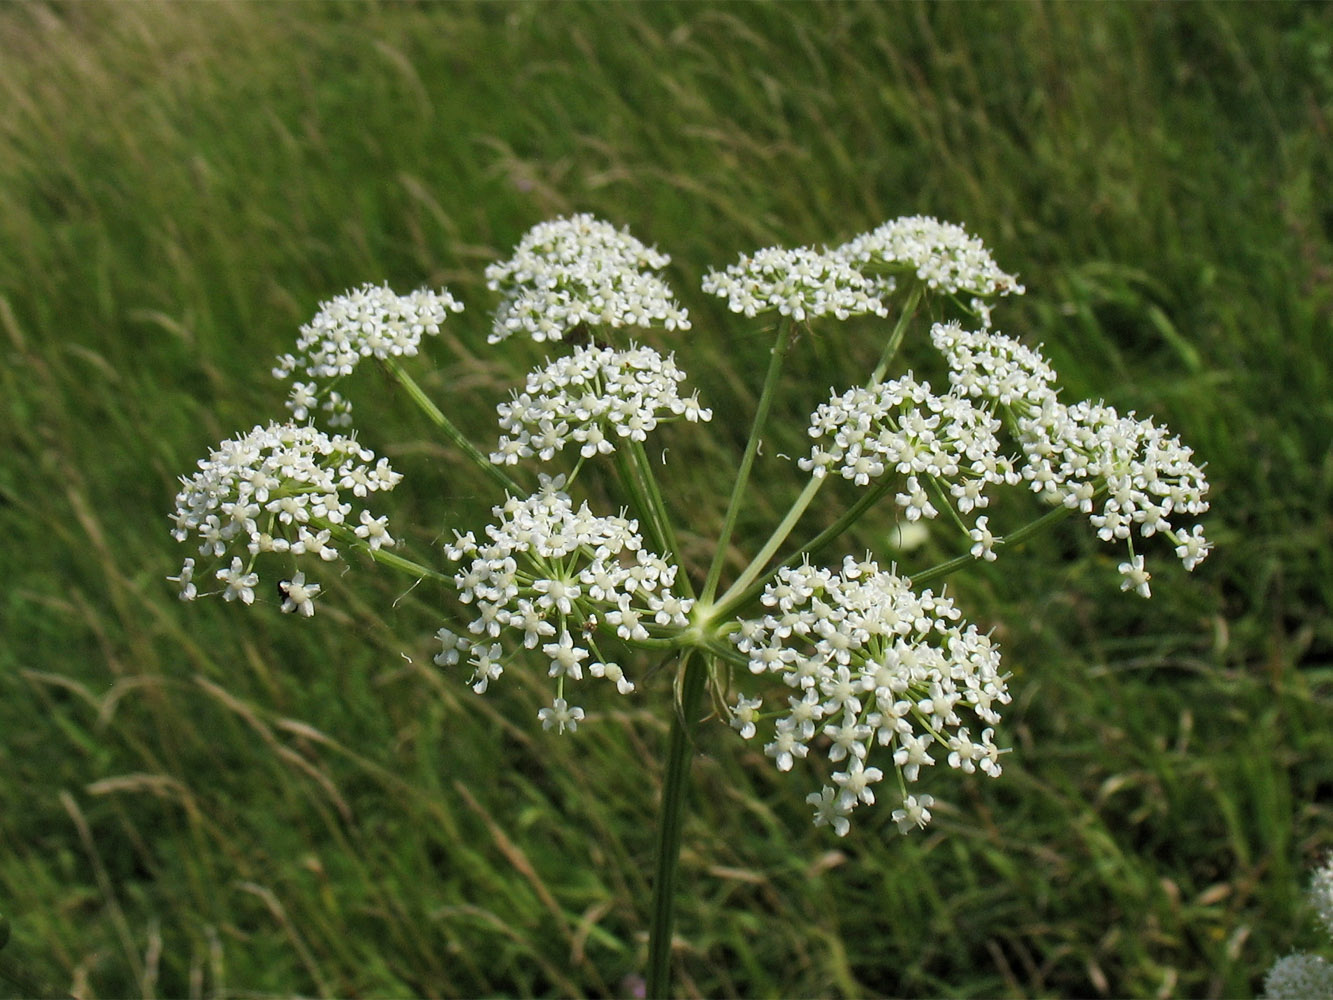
[2,2,1331,997]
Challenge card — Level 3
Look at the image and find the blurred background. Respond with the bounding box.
[1,2,1330,996]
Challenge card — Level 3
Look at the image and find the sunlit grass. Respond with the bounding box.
[2,1,1331,996]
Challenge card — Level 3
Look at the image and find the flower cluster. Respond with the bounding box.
[492,344,713,465]
[702,246,889,322]
[835,215,1024,323]
[1264,955,1333,999]
[169,421,402,615]
[932,321,1212,592]
[167,212,1217,850]
[799,375,1016,541]
[931,322,1059,413]
[732,556,1009,835]
[439,479,693,727]
[1264,856,1333,998]
[484,214,690,343]
[273,283,464,427]
[1017,400,1211,593]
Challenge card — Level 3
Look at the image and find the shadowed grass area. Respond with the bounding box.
[2,1,1331,996]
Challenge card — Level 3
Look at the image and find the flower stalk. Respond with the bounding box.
[871,282,924,384]
[700,316,798,605]
[383,358,521,494]
[628,439,696,599]
[712,472,825,616]
[646,650,707,999]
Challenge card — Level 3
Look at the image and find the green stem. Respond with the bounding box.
[628,440,695,598]
[383,359,521,495]
[701,318,798,604]
[562,453,588,489]
[927,474,972,538]
[803,474,898,560]
[712,474,896,623]
[614,443,695,597]
[614,447,662,548]
[324,523,454,584]
[912,500,1078,589]
[870,283,924,384]
[712,473,825,613]
[705,288,924,619]
[359,543,455,585]
[646,651,707,999]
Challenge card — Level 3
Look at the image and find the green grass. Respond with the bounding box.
[2,1,1332,996]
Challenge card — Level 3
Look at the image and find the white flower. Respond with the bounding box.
[931,323,1214,589]
[433,627,471,667]
[807,786,853,838]
[1172,523,1213,572]
[353,510,395,551]
[543,631,589,679]
[832,757,884,809]
[1264,851,1333,996]
[443,484,691,719]
[730,696,763,740]
[274,283,463,426]
[1117,554,1152,598]
[891,794,935,834]
[1264,953,1333,999]
[735,556,1009,833]
[896,475,938,522]
[467,643,505,694]
[765,721,809,772]
[279,572,321,616]
[589,659,636,695]
[894,732,936,781]
[931,321,1059,411]
[485,214,689,343]
[969,516,998,561]
[799,376,1013,529]
[167,558,197,601]
[835,216,1024,307]
[217,556,259,605]
[538,697,585,734]
[492,344,711,464]
[1017,398,1211,590]
[703,245,888,322]
[1312,856,1333,939]
[170,421,400,611]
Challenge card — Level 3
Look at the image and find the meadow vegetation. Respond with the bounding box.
[1,2,1331,996]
